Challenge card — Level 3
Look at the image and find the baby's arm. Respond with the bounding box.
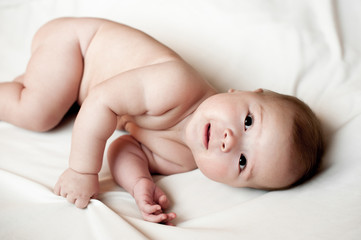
[53,81,118,208]
[108,135,176,224]
[54,60,193,208]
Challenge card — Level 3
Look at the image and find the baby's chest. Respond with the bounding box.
[128,125,196,174]
[142,138,196,175]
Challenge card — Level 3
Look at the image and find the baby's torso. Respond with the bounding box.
[77,19,180,104]
[71,18,216,174]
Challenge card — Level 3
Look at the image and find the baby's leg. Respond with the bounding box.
[0,19,84,131]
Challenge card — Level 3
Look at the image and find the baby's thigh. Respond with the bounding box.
[21,19,86,118]
[31,18,82,53]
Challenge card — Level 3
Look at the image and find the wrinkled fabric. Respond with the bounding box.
[1,0,361,239]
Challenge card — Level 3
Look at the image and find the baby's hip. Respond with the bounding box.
[31,17,105,56]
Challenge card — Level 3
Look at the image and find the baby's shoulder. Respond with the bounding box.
[156,60,215,105]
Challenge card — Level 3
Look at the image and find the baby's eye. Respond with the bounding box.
[239,154,247,170]
[244,114,253,130]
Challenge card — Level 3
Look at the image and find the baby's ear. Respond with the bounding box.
[253,88,264,93]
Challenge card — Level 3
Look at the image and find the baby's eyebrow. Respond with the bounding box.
[259,104,264,126]
[254,103,264,133]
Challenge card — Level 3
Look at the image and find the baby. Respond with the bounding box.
[0,17,323,224]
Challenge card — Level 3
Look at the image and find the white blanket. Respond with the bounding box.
[1,0,360,239]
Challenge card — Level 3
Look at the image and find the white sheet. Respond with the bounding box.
[1,0,361,239]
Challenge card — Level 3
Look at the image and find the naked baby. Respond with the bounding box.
[0,17,323,224]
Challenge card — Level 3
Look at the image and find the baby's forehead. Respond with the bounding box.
[252,154,302,189]
[251,115,296,184]
[262,91,300,111]
[250,91,311,188]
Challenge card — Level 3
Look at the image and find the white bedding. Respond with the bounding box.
[1,0,361,239]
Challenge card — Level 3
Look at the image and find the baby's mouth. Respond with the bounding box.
[204,123,211,149]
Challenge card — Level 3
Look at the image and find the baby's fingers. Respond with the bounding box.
[66,195,77,204]
[163,212,177,226]
[74,197,90,209]
[142,212,169,223]
[165,212,176,222]
[53,181,61,196]
[55,187,90,208]
[62,191,90,208]
[142,211,177,224]
[140,201,162,214]
[158,195,169,209]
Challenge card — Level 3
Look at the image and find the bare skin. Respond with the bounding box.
[0,17,300,225]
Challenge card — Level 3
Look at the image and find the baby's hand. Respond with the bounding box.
[54,168,99,208]
[133,178,176,225]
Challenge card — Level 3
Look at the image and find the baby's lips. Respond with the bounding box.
[203,123,211,149]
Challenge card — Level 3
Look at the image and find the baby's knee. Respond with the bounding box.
[26,119,57,132]
[23,110,61,132]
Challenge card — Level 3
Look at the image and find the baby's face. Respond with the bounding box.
[185,89,300,189]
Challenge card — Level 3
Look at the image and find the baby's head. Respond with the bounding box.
[185,88,323,190]
[253,89,324,189]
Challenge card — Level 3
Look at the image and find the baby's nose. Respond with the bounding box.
[221,128,236,152]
